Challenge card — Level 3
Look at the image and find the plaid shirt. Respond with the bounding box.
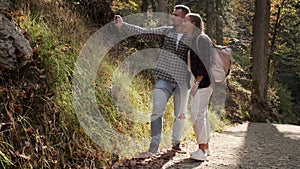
[122,22,191,85]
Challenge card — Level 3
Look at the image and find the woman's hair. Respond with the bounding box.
[186,13,204,36]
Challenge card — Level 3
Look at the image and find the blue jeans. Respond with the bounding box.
[149,79,189,152]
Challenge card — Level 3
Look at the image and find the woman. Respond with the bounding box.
[184,13,213,161]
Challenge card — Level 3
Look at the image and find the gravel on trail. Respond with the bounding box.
[111,122,300,169]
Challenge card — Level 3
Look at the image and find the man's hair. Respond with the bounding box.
[174,5,191,15]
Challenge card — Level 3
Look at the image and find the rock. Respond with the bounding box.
[0,13,33,70]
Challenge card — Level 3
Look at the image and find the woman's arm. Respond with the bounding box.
[196,34,212,69]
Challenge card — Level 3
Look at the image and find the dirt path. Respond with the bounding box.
[111,122,300,169]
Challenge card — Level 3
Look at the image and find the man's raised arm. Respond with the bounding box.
[114,15,171,41]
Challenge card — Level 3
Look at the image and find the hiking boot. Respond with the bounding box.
[190,149,207,161]
[148,143,159,153]
[171,142,181,151]
[134,151,155,159]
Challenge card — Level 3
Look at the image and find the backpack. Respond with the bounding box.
[196,36,233,82]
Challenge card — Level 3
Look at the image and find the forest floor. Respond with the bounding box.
[110,122,300,169]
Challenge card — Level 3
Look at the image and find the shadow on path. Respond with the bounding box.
[165,158,203,169]
[238,122,300,169]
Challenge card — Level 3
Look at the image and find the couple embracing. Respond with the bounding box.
[114,4,213,161]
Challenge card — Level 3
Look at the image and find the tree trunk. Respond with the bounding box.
[215,0,223,44]
[157,0,165,12]
[142,0,149,12]
[269,0,284,83]
[150,0,156,12]
[206,0,214,37]
[251,0,271,103]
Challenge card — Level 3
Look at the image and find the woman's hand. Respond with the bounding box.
[190,84,198,97]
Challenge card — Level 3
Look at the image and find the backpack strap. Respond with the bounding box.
[195,34,214,52]
[195,35,201,54]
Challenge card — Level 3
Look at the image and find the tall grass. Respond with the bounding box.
[1,0,111,168]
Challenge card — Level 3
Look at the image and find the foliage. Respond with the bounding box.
[111,0,142,15]
[270,83,296,123]
[67,0,114,26]
[269,0,300,123]
[1,1,111,168]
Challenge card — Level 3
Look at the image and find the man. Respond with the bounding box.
[114,5,191,154]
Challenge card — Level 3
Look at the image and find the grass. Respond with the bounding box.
[1,1,112,168]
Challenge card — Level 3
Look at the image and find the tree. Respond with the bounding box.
[206,0,214,37]
[142,0,149,12]
[157,0,165,12]
[215,0,223,44]
[251,0,271,103]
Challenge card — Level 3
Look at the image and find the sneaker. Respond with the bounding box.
[190,149,207,161]
[206,149,210,156]
[171,143,181,151]
[149,143,159,153]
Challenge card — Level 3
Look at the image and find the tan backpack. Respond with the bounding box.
[196,35,233,82]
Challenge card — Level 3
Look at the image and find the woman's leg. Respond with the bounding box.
[190,86,213,153]
[206,107,211,153]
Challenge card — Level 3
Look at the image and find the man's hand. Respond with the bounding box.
[114,15,123,28]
